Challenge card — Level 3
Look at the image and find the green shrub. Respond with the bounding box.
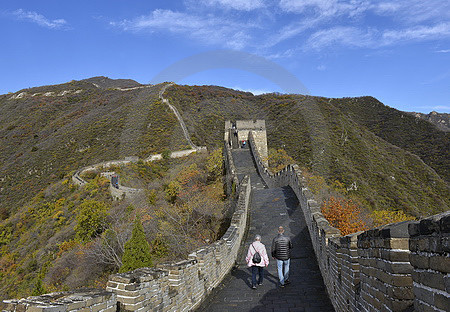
[119,216,152,273]
[161,149,171,160]
[31,278,45,296]
[206,148,223,181]
[74,200,109,243]
[165,181,181,203]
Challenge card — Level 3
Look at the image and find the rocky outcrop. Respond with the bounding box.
[409,111,450,132]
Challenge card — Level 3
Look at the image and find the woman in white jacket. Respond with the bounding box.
[246,235,269,289]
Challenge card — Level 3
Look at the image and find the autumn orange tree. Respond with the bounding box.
[321,197,367,235]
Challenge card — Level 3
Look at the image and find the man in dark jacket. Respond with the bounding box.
[271,226,293,287]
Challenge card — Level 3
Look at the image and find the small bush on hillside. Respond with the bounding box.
[161,149,171,159]
[371,210,415,228]
[206,148,223,181]
[267,148,295,174]
[119,216,152,273]
[75,200,109,243]
[31,278,45,295]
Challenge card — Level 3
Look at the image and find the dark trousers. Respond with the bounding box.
[251,266,264,286]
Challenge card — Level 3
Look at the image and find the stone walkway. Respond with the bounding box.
[197,149,334,312]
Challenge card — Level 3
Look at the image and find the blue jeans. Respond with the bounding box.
[251,266,264,286]
[276,259,290,285]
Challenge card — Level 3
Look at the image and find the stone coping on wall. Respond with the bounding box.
[1,289,116,312]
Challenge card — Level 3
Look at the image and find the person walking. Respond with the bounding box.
[271,226,293,287]
[246,235,269,289]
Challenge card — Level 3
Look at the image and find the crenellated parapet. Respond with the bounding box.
[247,129,449,312]
[105,174,251,311]
[1,289,116,312]
[409,212,450,311]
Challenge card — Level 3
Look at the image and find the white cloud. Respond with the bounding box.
[305,23,450,51]
[109,1,450,53]
[264,17,322,47]
[317,64,326,71]
[266,48,296,59]
[279,0,369,18]
[382,23,450,44]
[12,9,68,29]
[199,0,265,11]
[306,26,376,50]
[436,49,450,53]
[372,0,450,24]
[279,0,337,15]
[278,0,450,24]
[111,9,256,49]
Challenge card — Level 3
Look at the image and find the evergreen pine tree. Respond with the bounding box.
[119,216,152,273]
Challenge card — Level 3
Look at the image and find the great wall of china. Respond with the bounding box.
[1,86,449,311]
[71,83,206,200]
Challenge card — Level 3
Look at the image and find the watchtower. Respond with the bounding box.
[225,120,268,166]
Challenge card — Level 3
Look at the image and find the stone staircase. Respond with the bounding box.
[198,148,335,311]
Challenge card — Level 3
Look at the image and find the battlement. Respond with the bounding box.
[225,120,268,166]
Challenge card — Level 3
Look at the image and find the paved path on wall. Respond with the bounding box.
[159,83,204,151]
[72,83,206,197]
[198,149,334,312]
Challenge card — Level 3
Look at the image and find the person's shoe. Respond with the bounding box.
[252,285,257,289]
[280,284,285,288]
[285,280,291,285]
[258,282,263,286]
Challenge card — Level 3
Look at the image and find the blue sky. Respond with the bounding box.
[1,0,449,113]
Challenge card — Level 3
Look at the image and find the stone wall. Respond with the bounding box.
[247,131,449,312]
[1,290,116,312]
[71,149,202,198]
[105,175,251,312]
[409,212,450,312]
[227,120,268,165]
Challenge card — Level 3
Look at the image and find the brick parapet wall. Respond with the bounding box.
[1,290,116,312]
[105,175,251,312]
[223,134,240,198]
[409,211,450,312]
[247,131,449,312]
[357,223,415,312]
